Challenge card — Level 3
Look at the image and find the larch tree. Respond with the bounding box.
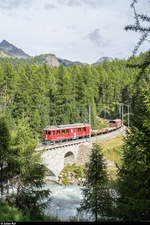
[116,84,150,221]
[116,0,150,221]
[78,143,113,222]
[10,116,51,214]
[0,117,11,203]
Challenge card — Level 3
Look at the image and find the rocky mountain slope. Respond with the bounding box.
[93,56,113,65]
[0,50,11,58]
[0,40,31,58]
[0,40,114,66]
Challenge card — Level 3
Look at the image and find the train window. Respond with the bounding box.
[53,131,55,135]
[62,130,65,134]
[48,131,51,135]
[78,128,81,132]
[66,129,70,134]
[57,130,60,135]
[83,127,86,131]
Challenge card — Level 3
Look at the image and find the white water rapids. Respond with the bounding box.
[43,181,94,222]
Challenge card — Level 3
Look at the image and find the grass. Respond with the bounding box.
[100,135,124,165]
[63,164,85,178]
[98,135,124,180]
[93,117,109,130]
[61,164,86,185]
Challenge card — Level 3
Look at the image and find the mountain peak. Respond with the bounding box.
[0,40,9,45]
[0,40,31,58]
[92,56,114,65]
[1,39,10,45]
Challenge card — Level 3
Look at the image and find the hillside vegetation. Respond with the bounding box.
[0,51,148,140]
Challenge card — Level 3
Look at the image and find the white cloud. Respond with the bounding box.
[0,0,149,64]
[85,29,108,47]
[0,0,31,10]
[56,0,104,7]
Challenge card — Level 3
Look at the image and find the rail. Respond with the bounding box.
[37,139,88,151]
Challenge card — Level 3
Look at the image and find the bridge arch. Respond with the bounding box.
[64,151,75,166]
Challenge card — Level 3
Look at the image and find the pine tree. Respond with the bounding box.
[115,1,150,220]
[0,117,11,203]
[78,143,112,222]
[116,84,150,221]
[10,116,51,213]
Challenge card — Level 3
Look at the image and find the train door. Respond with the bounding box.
[74,128,76,139]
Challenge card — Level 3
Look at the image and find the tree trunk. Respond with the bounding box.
[0,162,4,203]
[6,179,10,204]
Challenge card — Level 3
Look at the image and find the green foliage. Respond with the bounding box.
[0,202,25,221]
[0,116,51,216]
[0,54,144,136]
[116,85,150,221]
[9,116,51,213]
[78,143,113,222]
[62,175,69,185]
[0,117,11,202]
[0,202,60,222]
[64,164,85,178]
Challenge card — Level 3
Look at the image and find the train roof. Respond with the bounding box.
[43,123,90,130]
[109,119,122,122]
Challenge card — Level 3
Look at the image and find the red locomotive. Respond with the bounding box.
[43,123,91,144]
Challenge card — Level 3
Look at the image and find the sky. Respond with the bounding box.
[0,0,149,64]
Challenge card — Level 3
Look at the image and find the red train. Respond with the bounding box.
[43,119,122,144]
[43,123,91,144]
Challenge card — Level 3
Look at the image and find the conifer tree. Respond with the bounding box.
[10,116,51,213]
[115,0,150,221]
[116,83,150,221]
[0,117,11,202]
[78,143,112,222]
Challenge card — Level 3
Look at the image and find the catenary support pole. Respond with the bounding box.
[89,104,91,142]
[122,103,124,127]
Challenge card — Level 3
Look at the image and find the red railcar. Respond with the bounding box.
[43,123,91,144]
[109,119,122,128]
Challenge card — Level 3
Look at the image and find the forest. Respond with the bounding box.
[0,46,150,221]
[0,52,147,138]
[0,0,150,219]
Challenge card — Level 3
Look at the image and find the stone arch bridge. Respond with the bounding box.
[37,140,90,181]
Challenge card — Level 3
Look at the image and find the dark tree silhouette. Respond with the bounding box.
[125,0,150,55]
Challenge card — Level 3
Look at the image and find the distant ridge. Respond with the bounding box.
[0,40,115,66]
[92,57,114,65]
[0,40,31,58]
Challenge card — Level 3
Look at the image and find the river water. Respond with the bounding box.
[43,181,94,222]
